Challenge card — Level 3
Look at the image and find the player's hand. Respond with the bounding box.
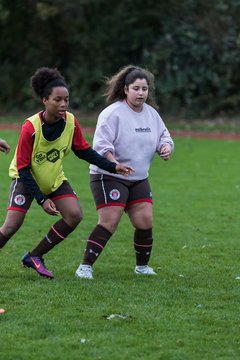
[42,199,60,216]
[116,164,135,176]
[160,144,172,161]
[0,139,10,154]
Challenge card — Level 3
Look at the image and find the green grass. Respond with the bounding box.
[166,117,240,133]
[0,112,98,129]
[0,130,239,359]
[1,113,240,133]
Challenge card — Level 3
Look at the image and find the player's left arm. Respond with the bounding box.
[159,143,172,161]
[72,118,90,151]
[157,126,174,161]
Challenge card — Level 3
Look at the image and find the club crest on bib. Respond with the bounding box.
[14,194,26,205]
[109,189,120,200]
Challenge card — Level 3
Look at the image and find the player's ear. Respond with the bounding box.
[42,97,48,106]
[124,85,128,96]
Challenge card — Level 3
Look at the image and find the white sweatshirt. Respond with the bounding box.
[90,100,174,180]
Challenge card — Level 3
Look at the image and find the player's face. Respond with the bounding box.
[43,87,69,123]
[124,78,149,112]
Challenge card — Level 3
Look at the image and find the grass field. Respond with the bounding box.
[0,129,239,360]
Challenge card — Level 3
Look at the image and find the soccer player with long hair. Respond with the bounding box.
[75,65,174,279]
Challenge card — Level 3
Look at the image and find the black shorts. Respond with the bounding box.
[7,179,78,213]
[90,174,152,210]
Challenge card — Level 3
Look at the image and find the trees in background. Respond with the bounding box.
[0,0,240,117]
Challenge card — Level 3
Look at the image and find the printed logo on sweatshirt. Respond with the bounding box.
[135,127,151,133]
[109,189,120,200]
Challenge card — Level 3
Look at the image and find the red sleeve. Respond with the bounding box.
[72,117,90,151]
[16,121,35,170]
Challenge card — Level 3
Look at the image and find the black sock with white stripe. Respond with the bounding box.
[30,219,74,256]
[134,228,153,266]
[82,224,112,266]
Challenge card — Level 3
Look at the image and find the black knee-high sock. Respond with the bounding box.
[0,231,10,249]
[30,219,75,257]
[134,228,153,266]
[82,224,112,266]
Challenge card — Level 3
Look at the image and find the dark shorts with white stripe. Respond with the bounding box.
[7,179,77,213]
[90,174,152,210]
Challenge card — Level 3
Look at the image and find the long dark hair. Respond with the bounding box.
[104,65,158,109]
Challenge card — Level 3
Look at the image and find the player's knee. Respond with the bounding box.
[2,222,22,237]
[100,219,119,234]
[74,212,83,226]
[134,215,152,229]
[64,210,83,228]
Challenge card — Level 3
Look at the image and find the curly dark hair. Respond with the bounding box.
[104,65,158,109]
[31,67,68,99]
